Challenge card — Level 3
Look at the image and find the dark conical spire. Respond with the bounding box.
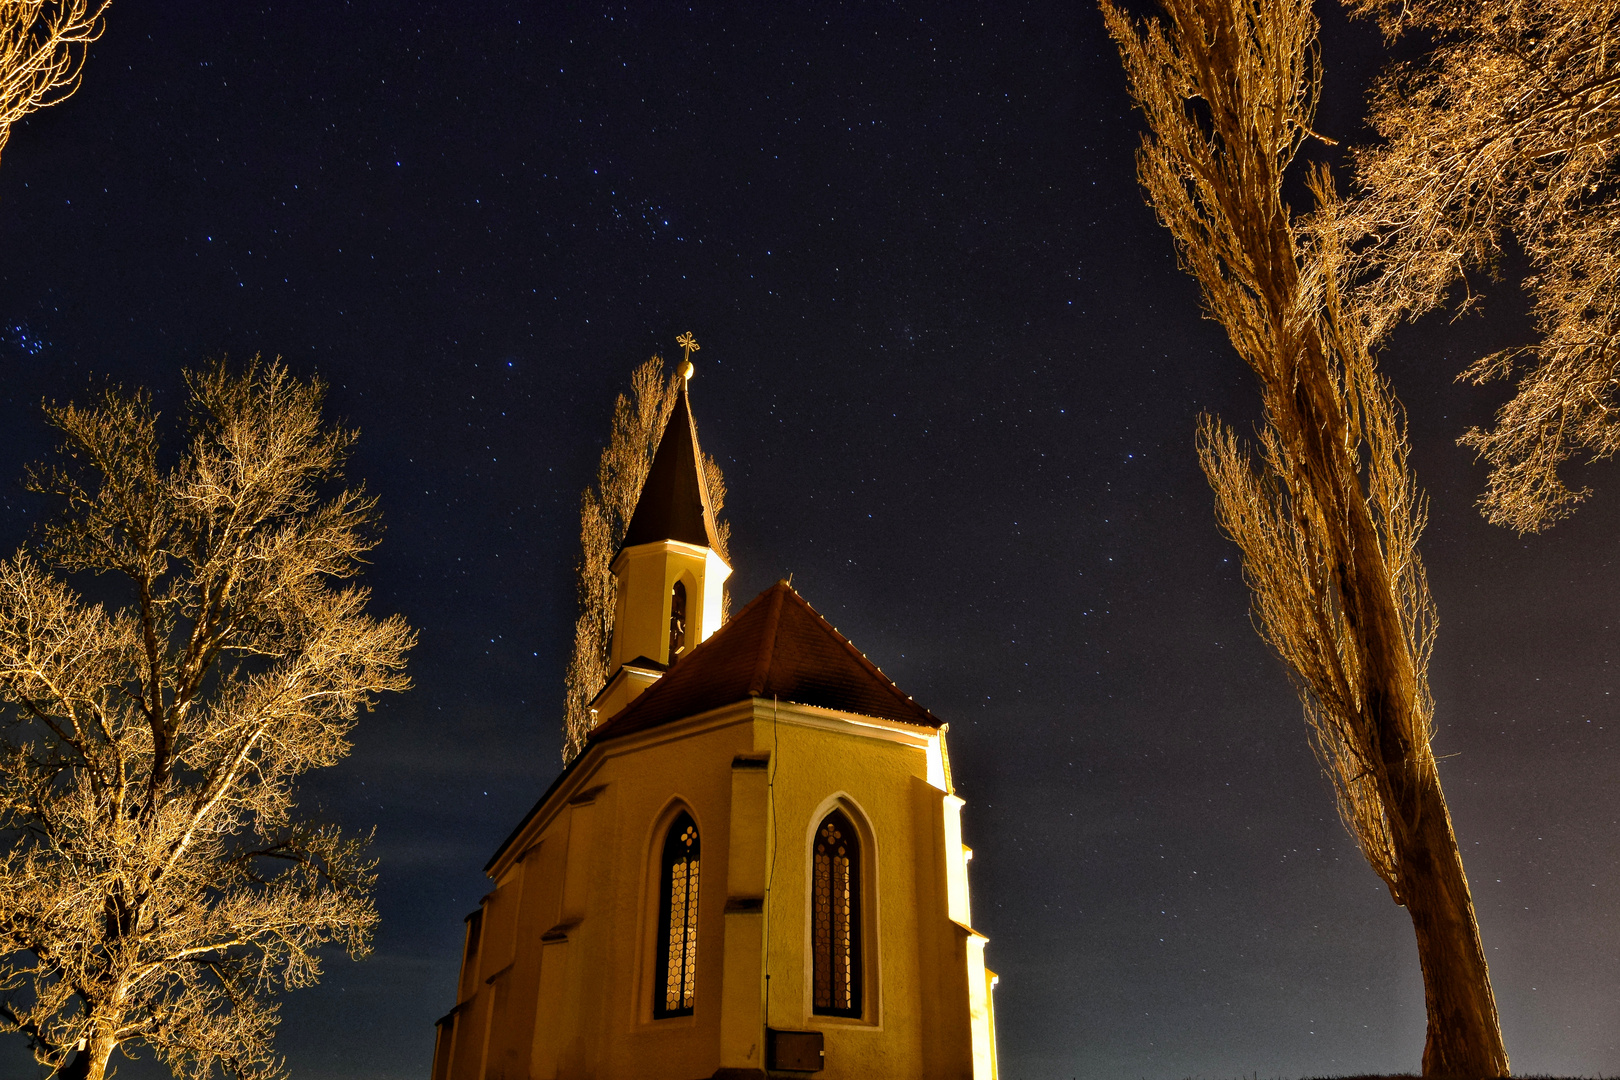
[621,378,722,552]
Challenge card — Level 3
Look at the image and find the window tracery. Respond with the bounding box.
[654,810,700,1017]
[812,808,861,1017]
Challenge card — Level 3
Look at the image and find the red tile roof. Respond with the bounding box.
[589,581,941,742]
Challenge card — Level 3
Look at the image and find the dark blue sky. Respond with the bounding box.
[1,2,1616,1078]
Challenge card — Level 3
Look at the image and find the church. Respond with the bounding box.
[430,374,999,1079]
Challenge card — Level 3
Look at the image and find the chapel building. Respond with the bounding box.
[430,378,998,1080]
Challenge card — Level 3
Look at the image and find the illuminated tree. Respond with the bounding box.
[1102,0,1509,1071]
[0,0,108,167]
[0,359,415,1080]
[1339,0,1620,534]
[561,351,730,764]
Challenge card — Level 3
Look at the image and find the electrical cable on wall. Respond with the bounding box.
[765,694,780,1041]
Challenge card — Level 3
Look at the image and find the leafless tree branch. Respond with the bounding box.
[0,358,413,1080]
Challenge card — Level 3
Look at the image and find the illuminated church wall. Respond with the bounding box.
[431,692,996,1080]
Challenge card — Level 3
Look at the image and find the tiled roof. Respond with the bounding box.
[589,580,941,742]
[620,383,722,552]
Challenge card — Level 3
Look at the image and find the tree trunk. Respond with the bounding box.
[1333,431,1509,1078]
[1397,762,1510,1076]
[60,1019,119,1080]
[1335,450,1507,1075]
[1292,314,1508,1076]
[83,1033,116,1080]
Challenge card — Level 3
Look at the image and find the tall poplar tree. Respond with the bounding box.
[1102,0,1509,1070]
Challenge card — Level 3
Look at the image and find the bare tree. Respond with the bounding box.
[1341,0,1620,533]
[1102,0,1508,1071]
[0,359,414,1080]
[561,353,731,764]
[0,0,108,168]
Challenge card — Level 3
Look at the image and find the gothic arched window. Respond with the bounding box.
[668,580,687,659]
[654,810,700,1018]
[812,809,862,1017]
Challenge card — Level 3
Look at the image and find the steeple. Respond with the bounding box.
[591,366,732,725]
[621,379,722,552]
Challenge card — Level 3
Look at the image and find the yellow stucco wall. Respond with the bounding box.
[433,699,996,1080]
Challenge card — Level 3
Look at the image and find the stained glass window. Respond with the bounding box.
[668,580,687,659]
[654,810,700,1017]
[812,809,862,1017]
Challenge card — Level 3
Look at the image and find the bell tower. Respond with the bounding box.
[590,367,732,724]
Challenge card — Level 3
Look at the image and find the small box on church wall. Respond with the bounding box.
[766,1028,824,1071]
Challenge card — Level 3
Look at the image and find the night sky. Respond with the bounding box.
[1,3,1616,1078]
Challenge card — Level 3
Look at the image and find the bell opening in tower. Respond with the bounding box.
[668,580,687,659]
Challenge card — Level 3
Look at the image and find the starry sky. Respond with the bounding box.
[0,3,1616,1078]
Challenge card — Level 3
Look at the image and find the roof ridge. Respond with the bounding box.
[747,582,788,696]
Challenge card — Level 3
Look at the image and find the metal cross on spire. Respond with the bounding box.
[676,332,699,379]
